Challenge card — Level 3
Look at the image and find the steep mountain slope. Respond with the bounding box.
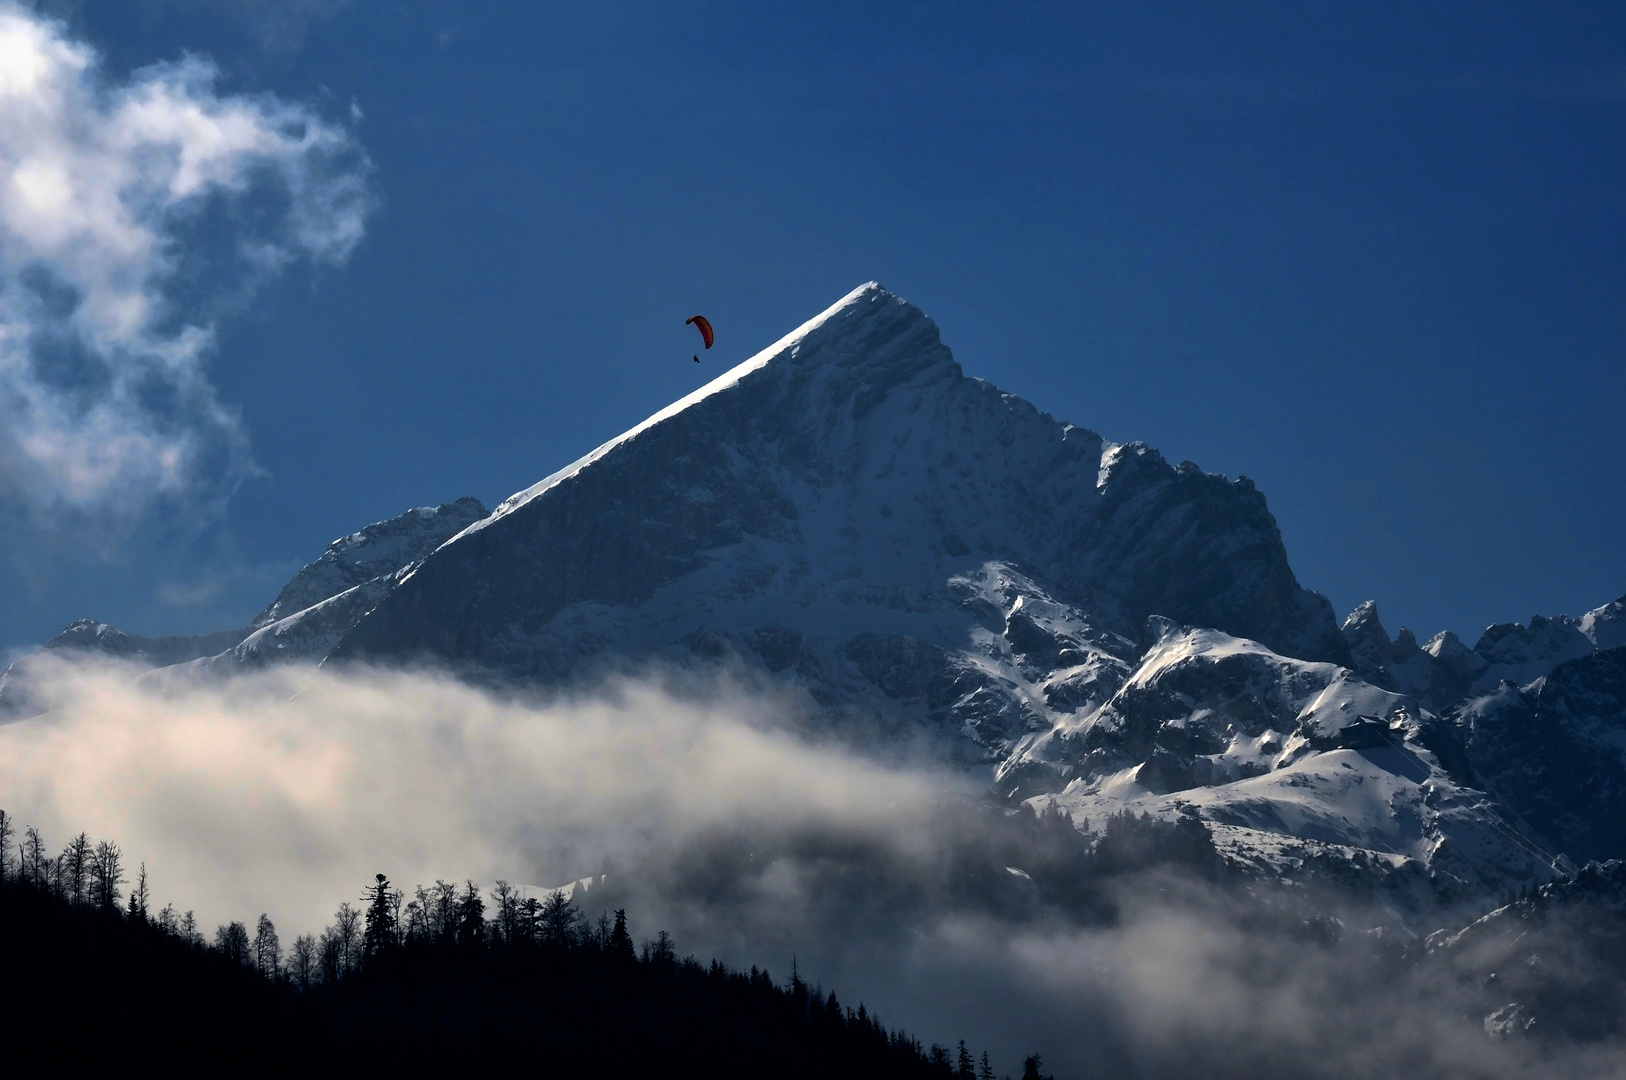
[334,283,1340,690]
[310,282,1566,896]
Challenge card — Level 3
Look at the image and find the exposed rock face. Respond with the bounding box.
[1454,646,1626,864]
[1581,595,1626,652]
[304,282,1585,896]
[1424,630,1491,691]
[1013,623,1408,796]
[207,577,401,670]
[1340,601,1396,673]
[1336,601,1483,712]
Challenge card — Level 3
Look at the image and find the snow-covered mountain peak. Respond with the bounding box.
[1422,629,1477,665]
[464,281,955,540]
[1342,600,1381,634]
[52,619,131,652]
[1340,601,1393,670]
[1579,593,1626,652]
[1332,588,1626,718]
[329,283,1346,677]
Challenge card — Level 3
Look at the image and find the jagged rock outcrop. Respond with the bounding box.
[253,496,487,628]
[1473,612,1602,691]
[1334,594,1626,713]
[1337,601,1485,711]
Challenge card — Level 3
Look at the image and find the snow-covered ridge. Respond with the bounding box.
[454,282,896,544]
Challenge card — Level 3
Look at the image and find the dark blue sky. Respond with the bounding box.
[4,0,1623,654]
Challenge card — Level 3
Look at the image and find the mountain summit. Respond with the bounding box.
[335,283,1343,689]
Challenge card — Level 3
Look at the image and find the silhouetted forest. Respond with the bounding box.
[0,807,1063,1078]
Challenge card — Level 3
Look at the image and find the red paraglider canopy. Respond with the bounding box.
[686,315,714,350]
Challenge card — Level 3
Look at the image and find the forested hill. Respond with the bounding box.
[0,811,1044,1079]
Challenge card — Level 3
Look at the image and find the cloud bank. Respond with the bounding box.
[0,2,370,515]
[1,655,1621,1079]
[0,657,955,939]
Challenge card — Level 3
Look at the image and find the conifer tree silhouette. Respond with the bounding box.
[331,901,362,975]
[362,874,397,961]
[216,920,250,966]
[456,881,485,946]
[490,880,521,948]
[957,1040,975,1079]
[22,827,48,890]
[608,908,635,961]
[289,934,318,991]
[539,888,580,947]
[0,811,1019,1077]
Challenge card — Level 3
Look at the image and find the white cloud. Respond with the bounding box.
[0,2,371,514]
[0,658,949,937]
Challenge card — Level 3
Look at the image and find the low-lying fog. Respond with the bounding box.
[2,656,1619,1079]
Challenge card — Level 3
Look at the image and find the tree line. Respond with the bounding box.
[0,809,1056,1078]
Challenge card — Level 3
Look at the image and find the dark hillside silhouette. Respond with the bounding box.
[0,810,1034,1077]
[0,869,319,1068]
